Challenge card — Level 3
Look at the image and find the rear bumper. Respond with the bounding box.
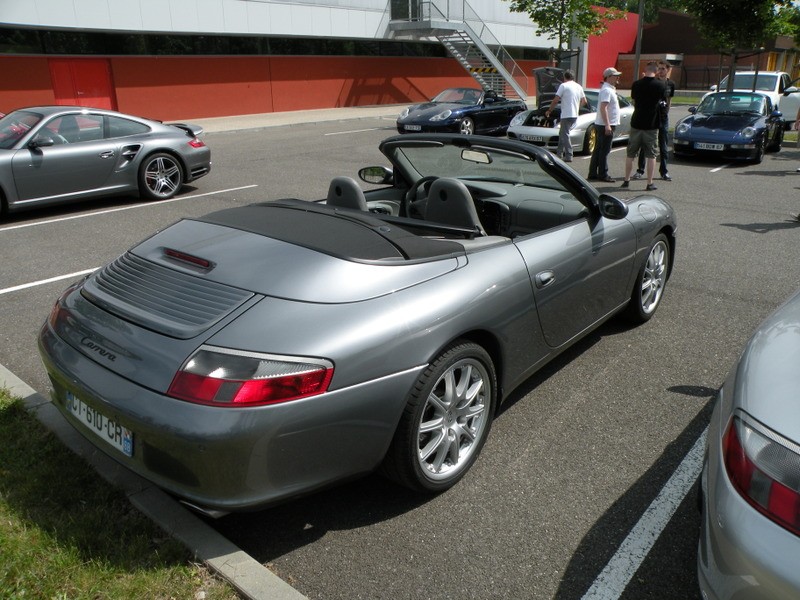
[38,320,422,512]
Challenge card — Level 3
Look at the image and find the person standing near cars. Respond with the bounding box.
[588,67,623,182]
[621,62,668,191]
[633,60,675,181]
[545,69,588,162]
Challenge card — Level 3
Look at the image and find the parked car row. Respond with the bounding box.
[7,72,799,599]
[395,68,798,166]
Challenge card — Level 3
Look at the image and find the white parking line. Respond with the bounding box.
[582,428,707,599]
[0,185,258,232]
[710,164,733,173]
[324,128,383,136]
[0,268,98,296]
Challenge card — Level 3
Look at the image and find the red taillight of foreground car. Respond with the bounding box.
[188,138,206,148]
[167,345,334,406]
[723,414,800,537]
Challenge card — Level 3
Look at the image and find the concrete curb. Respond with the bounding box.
[0,363,307,600]
[195,104,406,133]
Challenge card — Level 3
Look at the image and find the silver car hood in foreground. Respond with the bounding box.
[733,288,800,443]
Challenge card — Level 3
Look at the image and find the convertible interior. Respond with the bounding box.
[325,173,591,241]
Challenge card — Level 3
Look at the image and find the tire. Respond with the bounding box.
[459,117,475,135]
[381,341,496,493]
[139,153,183,200]
[624,233,670,324]
[752,140,765,164]
[582,126,597,155]
[767,128,783,152]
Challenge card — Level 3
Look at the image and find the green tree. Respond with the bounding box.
[604,0,683,25]
[504,0,626,56]
[680,0,794,54]
[679,0,798,87]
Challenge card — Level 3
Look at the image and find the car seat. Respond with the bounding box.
[326,176,368,211]
[425,178,485,236]
[57,115,80,143]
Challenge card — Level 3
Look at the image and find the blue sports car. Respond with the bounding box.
[396,88,527,135]
[673,91,784,163]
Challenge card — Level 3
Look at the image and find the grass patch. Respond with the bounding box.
[0,389,240,600]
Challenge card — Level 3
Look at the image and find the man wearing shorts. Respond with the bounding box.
[621,62,667,191]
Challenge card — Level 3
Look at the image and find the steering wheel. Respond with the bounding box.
[402,175,438,218]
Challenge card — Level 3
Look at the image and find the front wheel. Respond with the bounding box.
[139,153,183,200]
[752,140,765,164]
[381,341,496,493]
[459,117,475,135]
[624,233,670,324]
[582,126,597,155]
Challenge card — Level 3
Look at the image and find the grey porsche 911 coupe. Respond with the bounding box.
[0,106,211,215]
[38,134,676,514]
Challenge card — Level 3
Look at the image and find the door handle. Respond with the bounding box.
[535,270,555,288]
[99,151,115,159]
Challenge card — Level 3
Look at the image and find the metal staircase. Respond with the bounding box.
[387,0,528,100]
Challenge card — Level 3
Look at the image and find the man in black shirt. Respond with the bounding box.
[620,62,667,191]
[634,60,675,181]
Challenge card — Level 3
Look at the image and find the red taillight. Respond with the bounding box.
[723,414,800,536]
[188,138,205,148]
[167,346,333,407]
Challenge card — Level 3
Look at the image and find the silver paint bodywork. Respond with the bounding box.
[38,134,676,512]
[698,289,800,599]
[0,106,210,213]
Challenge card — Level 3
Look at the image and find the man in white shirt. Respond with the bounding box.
[588,67,622,183]
[545,70,588,162]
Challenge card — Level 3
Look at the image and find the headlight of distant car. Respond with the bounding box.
[398,108,410,119]
[741,126,756,138]
[510,113,525,126]
[676,122,691,135]
[430,110,453,121]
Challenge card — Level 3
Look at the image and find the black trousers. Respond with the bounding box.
[588,124,615,179]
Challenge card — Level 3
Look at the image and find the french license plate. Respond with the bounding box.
[520,134,544,142]
[404,125,422,131]
[695,142,724,151]
[66,391,133,457]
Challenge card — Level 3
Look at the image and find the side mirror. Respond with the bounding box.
[783,86,798,96]
[359,166,393,185]
[597,194,629,219]
[29,136,55,149]
[688,106,698,114]
[771,110,783,119]
[710,84,718,92]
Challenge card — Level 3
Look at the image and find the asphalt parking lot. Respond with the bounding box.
[2,106,800,599]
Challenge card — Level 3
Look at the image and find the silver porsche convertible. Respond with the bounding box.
[38,134,676,514]
[0,106,211,215]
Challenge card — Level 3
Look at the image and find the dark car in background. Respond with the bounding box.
[0,106,211,215]
[396,88,527,135]
[673,92,783,163]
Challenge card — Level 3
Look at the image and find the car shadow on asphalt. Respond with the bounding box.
[553,395,713,599]
[0,187,201,226]
[205,470,432,563]
[720,218,800,234]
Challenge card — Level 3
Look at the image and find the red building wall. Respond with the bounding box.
[0,54,546,120]
[587,12,639,88]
